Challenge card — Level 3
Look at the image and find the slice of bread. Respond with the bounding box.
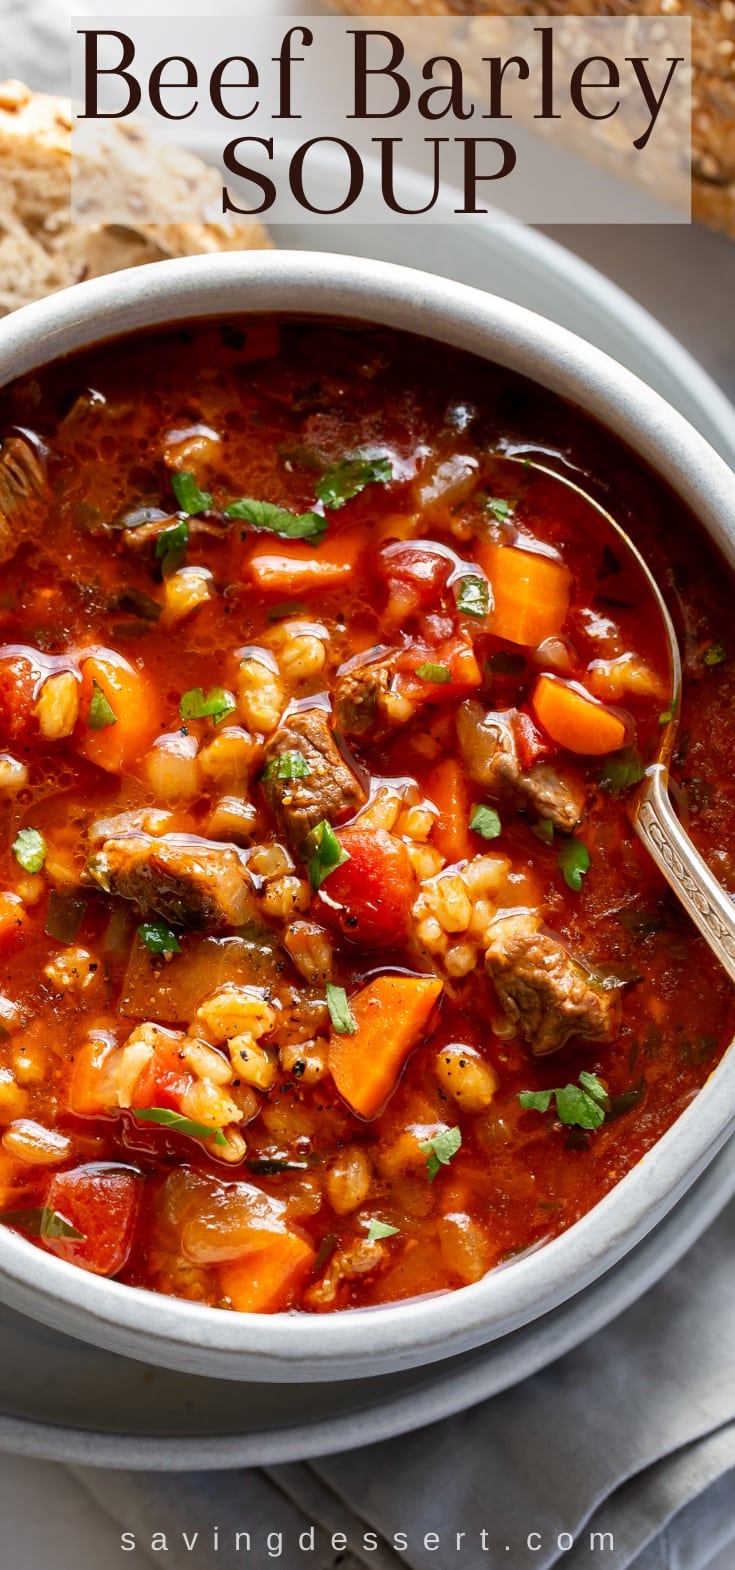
[0,80,271,316]
[329,0,735,238]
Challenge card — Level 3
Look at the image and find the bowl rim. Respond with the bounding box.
[1,247,734,1379]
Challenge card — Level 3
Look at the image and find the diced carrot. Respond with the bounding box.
[219,1230,316,1312]
[425,758,471,862]
[247,528,362,594]
[531,673,628,755]
[0,893,27,951]
[329,974,443,1120]
[479,543,572,648]
[77,649,160,774]
[44,1165,142,1277]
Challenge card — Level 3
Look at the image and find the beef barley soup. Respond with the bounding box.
[0,316,733,1314]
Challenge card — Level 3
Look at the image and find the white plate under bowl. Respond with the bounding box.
[270,214,735,466]
[1,1135,732,1469]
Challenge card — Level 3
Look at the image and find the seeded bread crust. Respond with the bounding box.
[0,80,271,316]
[330,0,735,236]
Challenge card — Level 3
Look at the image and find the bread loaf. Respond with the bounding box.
[0,80,270,316]
[331,1,735,237]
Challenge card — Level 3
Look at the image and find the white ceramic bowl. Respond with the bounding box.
[1,250,734,1383]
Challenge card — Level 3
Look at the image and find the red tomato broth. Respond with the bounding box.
[0,315,732,1314]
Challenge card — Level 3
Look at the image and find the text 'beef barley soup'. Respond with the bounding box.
[0,317,733,1313]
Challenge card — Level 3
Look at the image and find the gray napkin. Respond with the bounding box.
[66,1199,735,1570]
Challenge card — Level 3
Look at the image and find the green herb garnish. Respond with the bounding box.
[470,805,502,840]
[88,681,117,730]
[179,686,236,726]
[519,1071,609,1131]
[531,817,555,846]
[419,1126,462,1181]
[155,517,189,570]
[224,498,326,541]
[415,663,452,685]
[485,497,511,522]
[171,471,213,516]
[262,751,311,782]
[12,827,46,874]
[597,748,646,793]
[305,819,350,891]
[138,921,182,956]
[557,837,590,892]
[326,982,356,1036]
[315,455,392,511]
[703,642,726,667]
[0,1206,85,1241]
[133,1107,227,1146]
[455,574,489,620]
[366,1219,400,1243]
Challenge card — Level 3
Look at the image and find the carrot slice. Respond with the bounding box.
[77,649,159,774]
[329,974,443,1120]
[425,758,471,863]
[479,543,572,648]
[532,673,628,755]
[219,1231,316,1313]
[247,528,362,594]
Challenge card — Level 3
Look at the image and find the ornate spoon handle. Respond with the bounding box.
[633,764,735,985]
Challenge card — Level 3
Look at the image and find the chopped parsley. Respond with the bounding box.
[138,920,182,956]
[261,750,311,782]
[557,836,590,892]
[224,497,326,541]
[155,517,189,570]
[12,827,46,874]
[703,642,726,667]
[326,982,356,1036]
[88,681,117,730]
[179,686,236,726]
[470,805,502,840]
[415,662,452,684]
[0,1206,85,1240]
[305,819,350,891]
[485,497,511,522]
[519,1070,609,1131]
[315,455,392,511]
[597,747,646,793]
[658,707,674,726]
[419,1126,462,1181]
[366,1219,400,1243]
[133,1107,227,1146]
[531,817,555,846]
[170,470,213,516]
[455,574,490,620]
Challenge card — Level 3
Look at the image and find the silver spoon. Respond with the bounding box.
[492,453,735,985]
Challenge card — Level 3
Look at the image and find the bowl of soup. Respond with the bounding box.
[0,250,734,1382]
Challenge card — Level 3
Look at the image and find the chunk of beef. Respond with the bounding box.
[262,708,366,850]
[86,833,255,930]
[122,513,229,561]
[0,435,48,566]
[457,700,584,834]
[485,913,620,1055]
[333,649,397,739]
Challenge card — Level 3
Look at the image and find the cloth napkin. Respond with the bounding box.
[61,1197,735,1570]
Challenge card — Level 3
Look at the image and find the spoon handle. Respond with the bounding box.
[633,764,735,986]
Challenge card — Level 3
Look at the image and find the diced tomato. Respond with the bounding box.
[0,646,45,743]
[512,709,556,769]
[43,1164,142,1276]
[313,827,416,948]
[376,543,451,621]
[400,630,483,705]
